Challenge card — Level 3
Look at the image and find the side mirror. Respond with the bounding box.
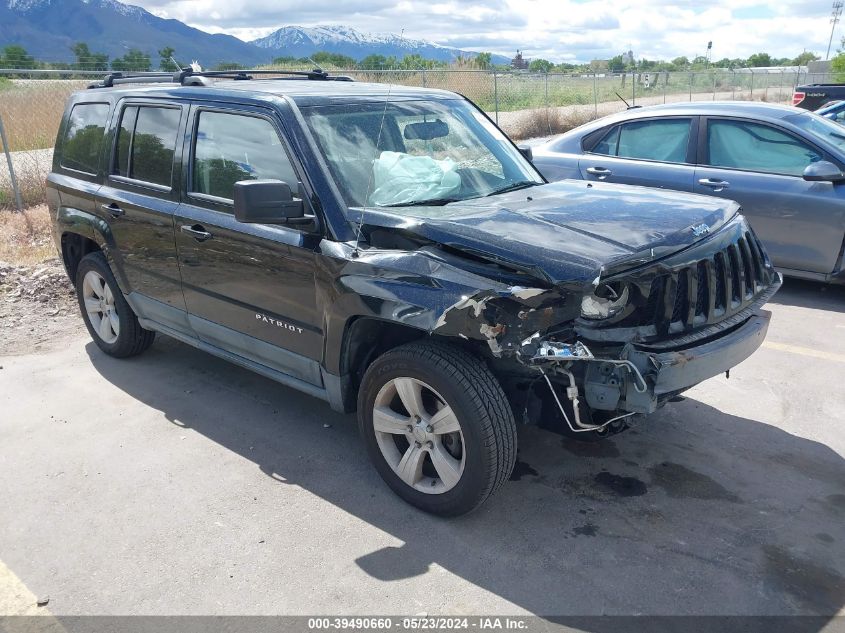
[802,161,845,183]
[233,179,307,224]
[518,145,533,162]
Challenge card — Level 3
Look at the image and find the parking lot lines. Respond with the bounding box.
[762,341,845,364]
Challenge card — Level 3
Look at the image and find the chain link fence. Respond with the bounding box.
[0,67,821,210]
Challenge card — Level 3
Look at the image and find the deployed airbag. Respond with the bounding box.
[369,151,461,206]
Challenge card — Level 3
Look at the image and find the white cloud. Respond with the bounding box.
[134,0,839,62]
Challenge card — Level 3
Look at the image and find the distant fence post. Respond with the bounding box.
[689,73,693,101]
[0,113,24,212]
[493,70,499,125]
[663,71,667,104]
[593,73,598,116]
[750,70,754,99]
[631,72,635,106]
[712,72,717,100]
[544,71,549,108]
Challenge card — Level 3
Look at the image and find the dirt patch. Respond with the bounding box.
[0,258,84,355]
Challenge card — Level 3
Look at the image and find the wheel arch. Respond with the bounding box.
[60,231,101,287]
[336,316,429,411]
[56,206,125,290]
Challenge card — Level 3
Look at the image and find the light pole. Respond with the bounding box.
[826,0,843,60]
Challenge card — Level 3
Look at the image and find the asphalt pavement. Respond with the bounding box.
[1,278,844,618]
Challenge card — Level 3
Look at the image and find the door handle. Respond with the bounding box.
[180,224,213,242]
[698,178,730,190]
[586,166,612,179]
[101,203,124,218]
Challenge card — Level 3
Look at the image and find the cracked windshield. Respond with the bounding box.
[302,99,542,210]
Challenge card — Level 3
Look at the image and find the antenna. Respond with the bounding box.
[615,91,630,108]
[169,55,181,71]
[352,28,403,257]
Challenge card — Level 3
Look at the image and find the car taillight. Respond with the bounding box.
[793,91,806,106]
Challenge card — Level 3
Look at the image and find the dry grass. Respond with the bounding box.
[0,205,56,266]
[505,107,597,141]
[0,81,88,152]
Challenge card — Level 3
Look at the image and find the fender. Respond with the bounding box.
[318,243,587,375]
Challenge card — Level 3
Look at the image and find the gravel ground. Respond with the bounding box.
[0,258,84,355]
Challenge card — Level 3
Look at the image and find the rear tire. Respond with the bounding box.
[76,251,155,358]
[358,340,516,516]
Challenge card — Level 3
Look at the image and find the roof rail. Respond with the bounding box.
[88,67,353,89]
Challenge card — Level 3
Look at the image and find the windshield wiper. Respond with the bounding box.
[485,180,540,197]
[379,197,463,207]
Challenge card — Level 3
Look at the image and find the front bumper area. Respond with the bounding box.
[530,307,772,419]
[584,309,772,414]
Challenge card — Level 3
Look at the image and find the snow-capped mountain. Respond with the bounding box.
[1,0,507,67]
[0,0,271,65]
[252,25,507,64]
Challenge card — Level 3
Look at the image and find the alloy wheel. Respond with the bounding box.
[372,377,466,494]
[82,270,119,344]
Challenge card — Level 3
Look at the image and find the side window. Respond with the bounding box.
[60,103,109,174]
[591,126,619,156]
[192,111,297,202]
[113,105,181,187]
[707,120,822,176]
[591,119,691,163]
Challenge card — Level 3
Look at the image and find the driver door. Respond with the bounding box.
[174,103,324,386]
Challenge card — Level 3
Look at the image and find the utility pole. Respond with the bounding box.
[826,0,843,60]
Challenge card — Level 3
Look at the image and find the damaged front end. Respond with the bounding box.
[425,213,781,436]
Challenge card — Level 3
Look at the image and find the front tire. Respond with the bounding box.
[75,251,155,358]
[358,341,516,516]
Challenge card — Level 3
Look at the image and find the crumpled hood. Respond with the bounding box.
[357,179,739,286]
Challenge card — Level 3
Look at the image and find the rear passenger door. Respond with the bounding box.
[579,117,697,191]
[96,100,190,334]
[174,104,324,386]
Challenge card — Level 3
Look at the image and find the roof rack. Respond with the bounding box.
[88,67,353,89]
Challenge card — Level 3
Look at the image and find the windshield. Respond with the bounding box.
[301,99,543,210]
[785,111,845,152]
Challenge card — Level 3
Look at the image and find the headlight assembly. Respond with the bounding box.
[580,282,629,320]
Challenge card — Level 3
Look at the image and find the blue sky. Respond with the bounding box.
[137,0,841,62]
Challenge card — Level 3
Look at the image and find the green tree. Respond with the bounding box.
[746,52,773,67]
[272,55,299,65]
[309,51,356,68]
[71,42,109,71]
[671,56,689,69]
[831,52,845,82]
[608,55,626,72]
[111,49,151,72]
[396,54,443,70]
[793,51,819,66]
[474,52,492,69]
[528,58,553,73]
[158,46,178,70]
[358,54,387,69]
[0,45,36,69]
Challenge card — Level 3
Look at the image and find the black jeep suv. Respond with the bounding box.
[48,69,780,516]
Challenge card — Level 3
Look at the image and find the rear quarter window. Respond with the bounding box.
[60,103,110,175]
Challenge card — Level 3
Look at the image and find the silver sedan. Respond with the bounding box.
[532,102,845,283]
